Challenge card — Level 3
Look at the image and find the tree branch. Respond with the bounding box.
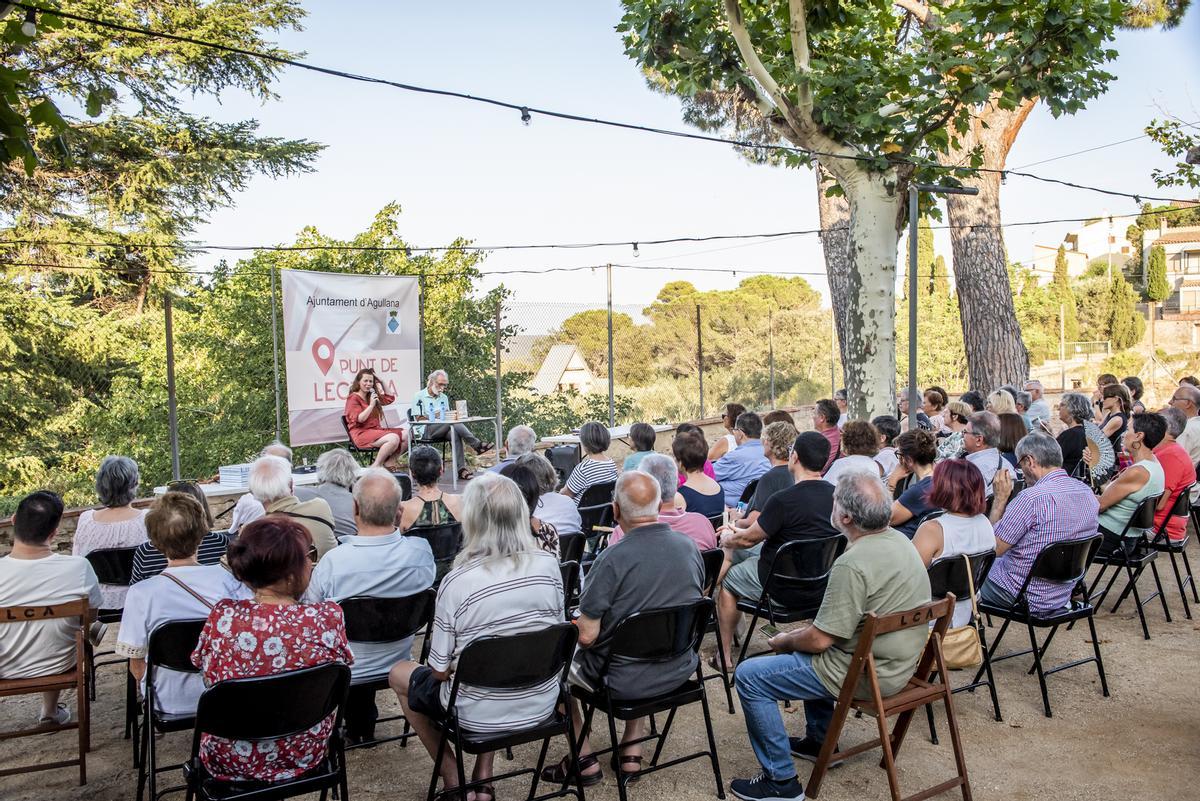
[892,0,941,29]
[787,0,814,113]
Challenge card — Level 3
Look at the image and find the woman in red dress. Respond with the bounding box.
[344,368,405,468]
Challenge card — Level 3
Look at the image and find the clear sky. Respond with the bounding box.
[187,2,1200,309]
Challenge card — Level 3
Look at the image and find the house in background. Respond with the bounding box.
[530,343,596,395]
[1031,215,1136,282]
[1143,214,1200,314]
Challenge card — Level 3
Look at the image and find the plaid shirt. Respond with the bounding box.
[992,469,1099,612]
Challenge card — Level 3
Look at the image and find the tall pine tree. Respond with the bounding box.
[1052,245,1080,341]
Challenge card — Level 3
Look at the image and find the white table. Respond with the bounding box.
[413,415,499,488]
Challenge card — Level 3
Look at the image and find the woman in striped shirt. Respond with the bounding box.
[560,421,618,506]
[130,481,230,584]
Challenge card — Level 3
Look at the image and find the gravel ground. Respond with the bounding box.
[3,546,1198,801]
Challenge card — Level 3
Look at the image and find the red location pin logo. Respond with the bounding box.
[312,337,335,375]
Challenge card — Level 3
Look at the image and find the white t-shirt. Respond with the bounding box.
[536,493,582,537]
[115,565,249,715]
[930,513,996,627]
[823,454,883,485]
[875,447,899,478]
[0,554,102,679]
[228,493,265,534]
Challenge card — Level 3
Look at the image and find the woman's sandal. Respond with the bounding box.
[540,753,603,787]
[473,783,496,801]
[458,467,474,481]
[611,753,644,784]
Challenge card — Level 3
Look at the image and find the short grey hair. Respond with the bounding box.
[1014,390,1032,411]
[352,467,403,527]
[456,472,536,568]
[1162,406,1188,438]
[506,425,537,458]
[96,455,139,507]
[1061,393,1093,424]
[1176,383,1200,410]
[614,471,660,519]
[1024,380,1043,392]
[833,472,892,532]
[638,453,678,504]
[1015,431,1063,469]
[427,369,448,385]
[517,452,560,495]
[260,440,293,462]
[316,448,358,489]
[969,411,1001,447]
[249,455,293,504]
[579,421,611,455]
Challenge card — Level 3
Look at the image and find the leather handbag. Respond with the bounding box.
[940,554,983,670]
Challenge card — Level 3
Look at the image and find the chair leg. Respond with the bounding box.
[971,617,1010,688]
[1149,560,1172,623]
[712,621,735,714]
[136,710,149,801]
[976,622,1002,722]
[649,707,676,766]
[1181,549,1199,602]
[606,708,627,801]
[697,684,726,800]
[1168,549,1193,620]
[1025,623,1052,718]
[871,693,903,801]
[737,607,763,665]
[1086,611,1111,698]
[426,728,450,801]
[1118,564,1152,640]
[527,736,551,801]
[936,686,974,801]
[805,691,855,799]
[1026,624,1059,676]
[1086,563,1110,605]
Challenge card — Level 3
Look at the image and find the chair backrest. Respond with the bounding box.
[389,471,413,501]
[559,561,580,620]
[85,547,137,586]
[577,481,616,535]
[146,619,207,673]
[0,598,88,628]
[1155,482,1194,541]
[193,662,350,742]
[738,479,759,505]
[340,415,354,441]
[927,550,996,602]
[453,622,578,691]
[339,590,436,644]
[546,445,580,489]
[706,513,724,531]
[1121,493,1162,538]
[1027,534,1102,587]
[404,521,464,564]
[558,532,585,565]
[763,535,847,608]
[606,598,712,667]
[700,548,725,598]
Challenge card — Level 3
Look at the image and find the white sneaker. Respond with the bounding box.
[38,704,71,726]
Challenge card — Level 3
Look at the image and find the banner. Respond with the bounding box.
[280,269,420,446]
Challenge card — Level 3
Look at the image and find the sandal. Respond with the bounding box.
[473,784,496,801]
[458,467,474,481]
[540,753,603,787]
[611,753,643,784]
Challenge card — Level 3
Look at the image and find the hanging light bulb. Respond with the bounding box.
[21,8,36,36]
[519,107,531,126]
[632,242,639,258]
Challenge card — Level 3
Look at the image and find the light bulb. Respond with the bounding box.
[20,8,35,36]
[632,242,639,258]
[519,107,531,126]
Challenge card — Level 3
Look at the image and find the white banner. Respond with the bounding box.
[280,269,421,446]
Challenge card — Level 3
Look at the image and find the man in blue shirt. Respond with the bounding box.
[713,411,771,507]
[307,468,437,744]
[411,369,493,479]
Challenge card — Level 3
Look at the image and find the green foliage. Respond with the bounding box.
[551,310,653,386]
[1099,350,1145,378]
[895,288,968,387]
[1008,263,1060,365]
[1109,274,1147,350]
[1146,118,1199,189]
[1126,202,1200,267]
[930,255,950,297]
[1052,245,1080,340]
[1147,245,1170,302]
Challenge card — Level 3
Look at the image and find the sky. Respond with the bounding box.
[185,2,1200,316]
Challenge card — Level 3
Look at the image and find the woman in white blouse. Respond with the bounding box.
[72,455,149,609]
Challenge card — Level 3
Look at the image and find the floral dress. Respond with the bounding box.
[191,600,353,782]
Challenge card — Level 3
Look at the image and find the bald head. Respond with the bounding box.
[613,471,661,529]
[352,467,403,528]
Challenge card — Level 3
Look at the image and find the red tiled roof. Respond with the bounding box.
[1153,231,1200,245]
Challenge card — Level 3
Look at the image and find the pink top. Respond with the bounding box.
[72,508,149,609]
[677,461,717,486]
[610,508,718,551]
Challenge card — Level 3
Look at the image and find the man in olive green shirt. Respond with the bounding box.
[729,472,931,801]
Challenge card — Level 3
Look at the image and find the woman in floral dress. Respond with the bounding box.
[191,516,353,782]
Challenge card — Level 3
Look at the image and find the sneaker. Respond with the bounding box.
[37,704,71,726]
[88,621,109,648]
[730,771,805,801]
[789,736,842,767]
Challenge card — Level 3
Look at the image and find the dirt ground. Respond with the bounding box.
[2,548,1198,801]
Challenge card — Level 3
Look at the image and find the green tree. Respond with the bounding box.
[552,310,653,386]
[1109,274,1147,350]
[1147,245,1170,302]
[1145,118,1200,189]
[930,255,950,297]
[1052,245,1080,341]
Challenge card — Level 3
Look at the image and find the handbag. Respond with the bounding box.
[940,554,983,670]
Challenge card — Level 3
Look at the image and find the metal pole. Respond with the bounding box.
[606,264,615,427]
[1107,217,1113,282]
[495,297,503,447]
[696,303,705,419]
[269,265,282,441]
[907,185,920,419]
[418,270,426,382]
[1059,304,1066,392]
[165,293,181,481]
[769,310,776,408]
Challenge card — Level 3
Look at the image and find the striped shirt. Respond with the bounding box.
[429,551,564,734]
[130,530,232,585]
[565,457,618,505]
[991,469,1099,612]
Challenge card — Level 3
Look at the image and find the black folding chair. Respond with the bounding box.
[559,561,581,621]
[698,548,735,714]
[558,532,586,566]
[389,471,414,502]
[705,513,724,532]
[406,410,449,461]
[736,536,847,664]
[425,623,582,801]
[136,619,206,801]
[84,547,137,722]
[404,522,464,584]
[1153,483,1200,621]
[339,590,436,752]
[1087,494,1166,640]
[577,481,616,563]
[571,599,725,801]
[974,534,1108,718]
[924,550,1000,745]
[737,479,759,506]
[341,415,380,466]
[182,663,351,801]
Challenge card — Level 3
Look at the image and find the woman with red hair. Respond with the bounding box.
[912,459,996,626]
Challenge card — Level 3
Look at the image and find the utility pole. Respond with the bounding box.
[606,264,615,427]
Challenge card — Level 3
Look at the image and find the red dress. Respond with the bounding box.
[191,600,354,782]
[344,391,405,449]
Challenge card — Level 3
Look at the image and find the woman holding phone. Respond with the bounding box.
[344,368,405,468]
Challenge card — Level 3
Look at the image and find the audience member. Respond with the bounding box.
[543,472,704,787]
[674,422,718,484]
[561,421,619,504]
[191,517,352,782]
[936,400,974,461]
[391,474,563,798]
[833,389,848,430]
[912,461,995,626]
[295,448,359,541]
[306,468,436,744]
[823,421,883,484]
[963,411,1018,498]
[248,454,337,559]
[72,455,149,609]
[812,399,842,473]
[1181,375,1200,388]
[998,413,1027,470]
[518,452,582,537]
[1098,383,1132,451]
[1092,373,1119,424]
[610,454,717,550]
[1123,376,1146,414]
[1167,383,1200,501]
[959,390,986,413]
[872,415,901,476]
[1024,380,1051,425]
[742,420,799,525]
[622,423,658,471]
[676,431,726,519]
[1056,393,1093,480]
[986,390,1017,416]
[1154,407,1196,542]
[709,403,749,462]
[763,410,795,427]
[229,441,292,534]
[399,445,463,531]
[488,425,537,474]
[500,462,561,555]
[1091,413,1166,557]
[715,432,837,667]
[131,481,229,584]
[888,430,938,538]
[0,491,101,726]
[982,433,1098,612]
[898,390,931,432]
[1014,391,1034,430]
[729,472,931,801]
[117,493,248,718]
[714,412,772,507]
[923,386,949,432]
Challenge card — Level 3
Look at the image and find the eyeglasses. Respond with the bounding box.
[435,382,449,389]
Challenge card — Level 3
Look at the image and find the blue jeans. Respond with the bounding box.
[734,652,835,781]
[979,578,1018,608]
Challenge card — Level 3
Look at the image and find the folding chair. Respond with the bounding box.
[1150,482,1200,620]
[806,596,971,801]
[182,663,351,801]
[425,623,583,801]
[737,479,759,506]
[339,590,436,752]
[1087,494,1166,640]
[559,561,581,621]
[558,532,586,566]
[341,415,380,466]
[406,408,449,461]
[736,536,847,664]
[0,599,90,785]
[975,534,1108,718]
[136,619,206,801]
[404,521,464,585]
[924,550,1000,745]
[698,547,735,714]
[84,546,137,734]
[577,482,616,565]
[705,513,724,532]
[572,598,725,801]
